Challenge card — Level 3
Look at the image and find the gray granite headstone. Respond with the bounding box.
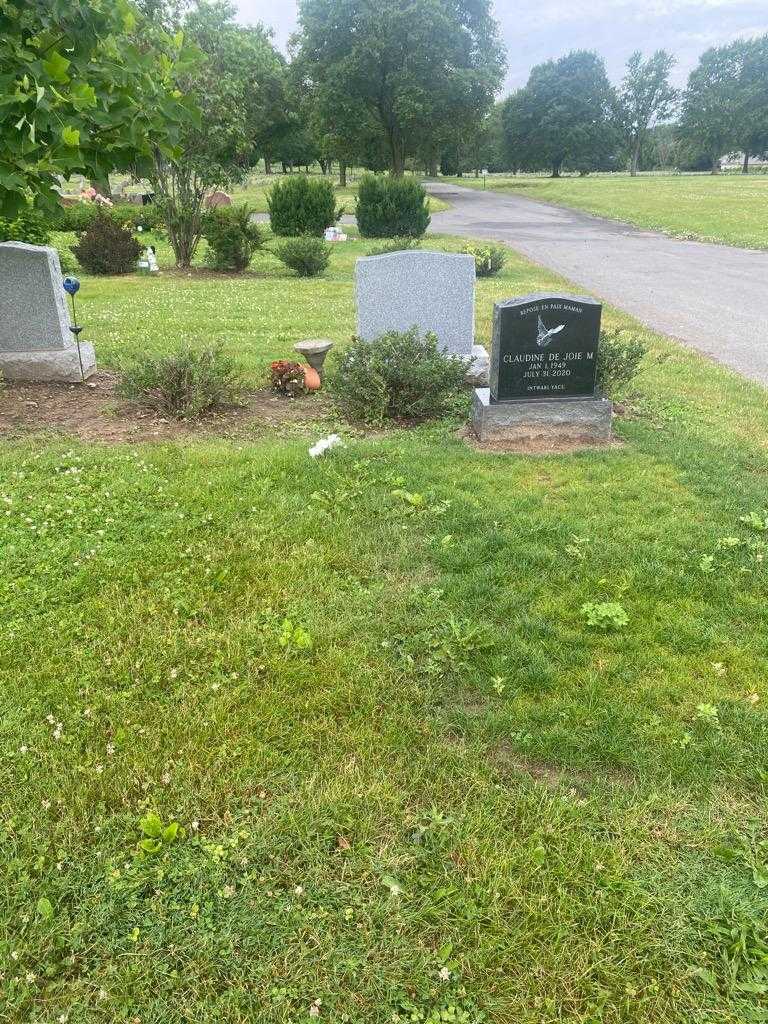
[0,242,96,381]
[355,250,475,356]
[0,242,71,352]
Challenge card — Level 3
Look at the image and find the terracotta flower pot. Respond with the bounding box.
[303,364,321,391]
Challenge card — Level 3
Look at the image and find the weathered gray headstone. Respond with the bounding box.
[355,250,489,383]
[0,242,96,382]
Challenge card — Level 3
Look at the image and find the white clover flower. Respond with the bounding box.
[439,967,451,982]
[308,434,344,458]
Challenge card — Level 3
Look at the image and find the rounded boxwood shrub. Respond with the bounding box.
[596,329,648,396]
[71,210,141,274]
[327,328,468,424]
[275,236,330,277]
[462,242,506,278]
[356,174,430,239]
[267,176,339,237]
[202,205,261,271]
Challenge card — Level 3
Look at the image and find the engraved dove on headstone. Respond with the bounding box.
[536,314,565,347]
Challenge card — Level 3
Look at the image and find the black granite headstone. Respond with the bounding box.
[490,293,602,402]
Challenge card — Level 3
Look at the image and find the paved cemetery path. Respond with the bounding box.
[426,181,768,386]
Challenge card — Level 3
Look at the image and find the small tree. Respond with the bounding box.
[614,51,678,176]
[146,0,291,268]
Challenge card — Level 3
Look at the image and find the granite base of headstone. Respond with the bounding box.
[0,242,97,382]
[472,292,611,444]
[355,250,490,385]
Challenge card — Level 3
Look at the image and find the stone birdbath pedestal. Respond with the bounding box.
[293,339,334,383]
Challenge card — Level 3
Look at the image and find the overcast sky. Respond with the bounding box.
[233,0,768,92]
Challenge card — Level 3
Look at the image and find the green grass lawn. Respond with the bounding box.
[446,173,768,249]
[3,232,768,1023]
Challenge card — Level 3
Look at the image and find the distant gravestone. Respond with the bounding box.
[473,292,611,444]
[205,191,232,209]
[355,250,489,383]
[0,242,96,382]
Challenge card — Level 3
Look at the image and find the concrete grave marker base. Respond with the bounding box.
[472,389,612,444]
[0,343,96,383]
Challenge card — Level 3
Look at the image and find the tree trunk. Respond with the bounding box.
[742,152,750,174]
[551,162,561,178]
[630,139,641,177]
[339,162,347,187]
[711,155,721,174]
[319,159,328,175]
[427,150,438,177]
[387,127,405,177]
[264,157,272,175]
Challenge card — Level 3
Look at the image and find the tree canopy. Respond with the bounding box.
[503,51,616,177]
[293,0,506,176]
[0,0,198,218]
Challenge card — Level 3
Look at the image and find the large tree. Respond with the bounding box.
[0,0,197,219]
[293,0,506,177]
[736,35,768,173]
[679,42,746,174]
[613,50,678,176]
[503,52,616,177]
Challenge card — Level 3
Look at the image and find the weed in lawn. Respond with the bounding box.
[581,601,630,629]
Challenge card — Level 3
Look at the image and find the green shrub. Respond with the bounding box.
[202,205,261,271]
[275,236,330,277]
[366,237,422,256]
[118,344,243,418]
[71,211,141,275]
[112,203,164,232]
[0,206,51,246]
[596,329,648,396]
[52,202,163,233]
[462,242,506,277]
[356,175,430,238]
[267,176,340,237]
[57,247,79,274]
[327,328,468,425]
[49,203,98,233]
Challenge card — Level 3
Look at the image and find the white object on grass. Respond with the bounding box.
[309,434,344,458]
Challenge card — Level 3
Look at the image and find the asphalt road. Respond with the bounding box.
[426,181,768,385]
